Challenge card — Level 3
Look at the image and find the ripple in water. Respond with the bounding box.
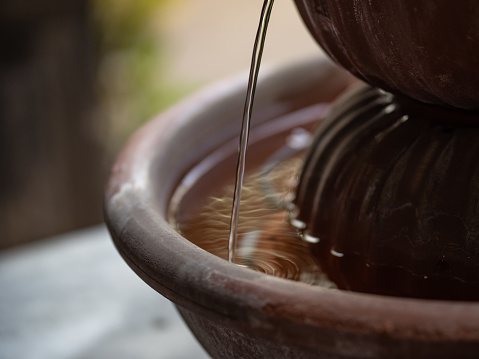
[176,157,336,288]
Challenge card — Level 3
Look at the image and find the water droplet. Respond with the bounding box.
[286,127,312,150]
[290,218,306,230]
[302,233,320,244]
[330,249,344,258]
[384,104,396,114]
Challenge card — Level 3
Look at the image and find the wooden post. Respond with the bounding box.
[0,0,106,248]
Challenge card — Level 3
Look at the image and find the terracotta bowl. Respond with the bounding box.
[293,83,479,300]
[294,0,479,110]
[104,58,479,358]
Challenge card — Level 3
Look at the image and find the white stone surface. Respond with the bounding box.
[0,225,210,359]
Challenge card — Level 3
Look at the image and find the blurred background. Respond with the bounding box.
[1,0,321,249]
[0,1,323,358]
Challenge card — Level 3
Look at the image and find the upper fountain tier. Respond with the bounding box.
[294,0,479,110]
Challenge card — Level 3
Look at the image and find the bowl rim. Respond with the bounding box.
[104,57,479,352]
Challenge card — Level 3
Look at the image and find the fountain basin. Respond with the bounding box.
[104,58,479,358]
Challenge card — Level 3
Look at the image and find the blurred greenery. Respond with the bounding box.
[94,0,197,150]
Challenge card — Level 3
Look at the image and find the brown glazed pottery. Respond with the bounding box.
[294,83,479,301]
[105,58,479,358]
[294,0,479,110]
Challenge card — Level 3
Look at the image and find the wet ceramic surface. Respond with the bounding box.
[105,58,479,358]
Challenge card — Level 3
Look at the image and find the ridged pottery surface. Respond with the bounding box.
[294,0,479,110]
[294,84,479,300]
[104,59,479,358]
